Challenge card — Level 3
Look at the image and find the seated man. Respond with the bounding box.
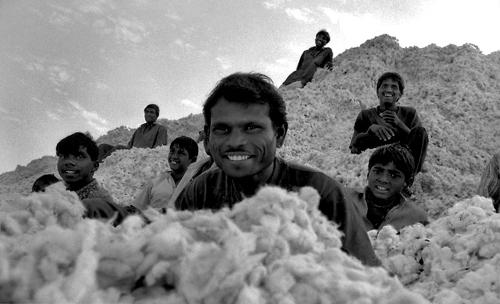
[477,152,500,211]
[56,132,126,226]
[133,136,198,211]
[176,72,380,266]
[349,144,428,231]
[128,104,169,149]
[349,72,428,174]
[282,29,333,88]
[32,173,60,192]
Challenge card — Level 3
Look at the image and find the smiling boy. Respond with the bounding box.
[349,72,428,174]
[350,144,428,231]
[56,132,126,225]
[175,72,380,266]
[132,136,198,211]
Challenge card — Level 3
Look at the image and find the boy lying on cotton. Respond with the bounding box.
[349,143,428,231]
[56,132,126,226]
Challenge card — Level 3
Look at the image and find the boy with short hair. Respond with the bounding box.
[132,136,198,211]
[349,72,428,174]
[350,143,428,231]
[56,132,126,225]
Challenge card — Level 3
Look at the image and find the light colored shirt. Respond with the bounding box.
[132,171,176,210]
[127,123,168,149]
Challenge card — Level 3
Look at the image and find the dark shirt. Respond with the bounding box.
[283,47,333,86]
[176,157,381,266]
[351,106,421,141]
[348,187,429,231]
[73,179,126,226]
[127,123,168,149]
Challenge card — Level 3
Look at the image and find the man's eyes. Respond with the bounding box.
[245,124,262,132]
[212,126,229,134]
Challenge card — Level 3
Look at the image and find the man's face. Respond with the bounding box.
[168,144,193,174]
[367,161,406,200]
[208,97,286,181]
[57,146,96,189]
[315,34,328,48]
[377,78,401,110]
[144,108,158,123]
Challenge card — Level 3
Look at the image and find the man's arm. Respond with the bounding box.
[313,175,380,266]
[127,129,138,149]
[153,125,169,147]
[296,51,306,70]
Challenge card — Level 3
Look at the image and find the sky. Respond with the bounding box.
[1,0,499,174]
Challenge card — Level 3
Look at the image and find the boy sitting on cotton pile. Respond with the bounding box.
[56,132,126,226]
[349,143,428,231]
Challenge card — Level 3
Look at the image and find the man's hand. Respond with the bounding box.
[380,110,403,128]
[350,146,361,154]
[368,124,395,142]
[82,198,118,219]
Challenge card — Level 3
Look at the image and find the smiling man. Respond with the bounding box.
[175,72,380,266]
[349,72,428,174]
[127,104,169,149]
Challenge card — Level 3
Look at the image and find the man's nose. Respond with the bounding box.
[227,129,246,147]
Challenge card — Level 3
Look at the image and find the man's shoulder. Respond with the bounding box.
[277,158,341,190]
[398,105,417,113]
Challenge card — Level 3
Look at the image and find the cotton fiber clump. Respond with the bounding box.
[95,146,171,206]
[0,185,428,303]
[371,195,500,303]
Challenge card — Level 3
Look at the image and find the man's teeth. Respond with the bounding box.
[228,155,250,161]
[64,170,76,174]
[375,185,388,191]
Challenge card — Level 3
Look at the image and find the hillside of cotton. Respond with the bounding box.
[0,34,499,303]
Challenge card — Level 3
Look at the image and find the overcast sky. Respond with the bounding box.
[1,0,499,174]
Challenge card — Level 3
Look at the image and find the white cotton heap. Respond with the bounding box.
[0,185,428,303]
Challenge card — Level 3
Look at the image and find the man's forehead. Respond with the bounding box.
[373,162,403,173]
[210,99,271,123]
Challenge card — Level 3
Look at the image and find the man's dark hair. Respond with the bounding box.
[316,29,330,43]
[376,72,405,95]
[368,143,415,186]
[203,72,288,130]
[32,174,60,192]
[144,104,160,116]
[170,136,199,162]
[56,132,99,161]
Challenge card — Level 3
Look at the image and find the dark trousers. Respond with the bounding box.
[352,127,428,173]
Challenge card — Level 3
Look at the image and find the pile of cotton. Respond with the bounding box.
[95,147,171,206]
[0,185,427,303]
[371,195,500,303]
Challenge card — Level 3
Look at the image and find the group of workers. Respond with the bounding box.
[30,30,499,267]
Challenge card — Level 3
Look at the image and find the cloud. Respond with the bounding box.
[262,0,289,9]
[165,12,182,21]
[0,106,8,114]
[215,56,232,70]
[174,39,195,50]
[285,8,314,23]
[180,99,202,111]
[112,17,149,44]
[31,97,44,104]
[48,65,74,86]
[68,100,110,134]
[46,110,61,121]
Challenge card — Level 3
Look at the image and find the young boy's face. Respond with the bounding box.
[377,78,401,110]
[367,161,406,200]
[168,144,193,174]
[57,146,97,189]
